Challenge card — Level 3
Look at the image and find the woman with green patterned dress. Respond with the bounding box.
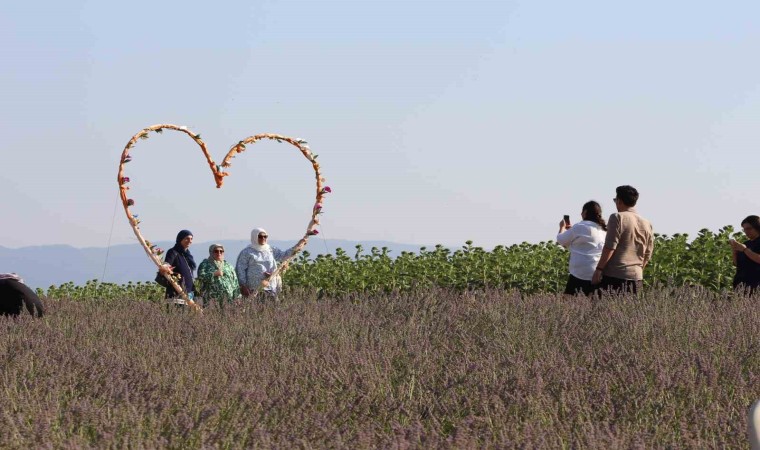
[197,244,240,306]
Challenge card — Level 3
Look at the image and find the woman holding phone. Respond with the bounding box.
[729,215,760,294]
[556,201,607,295]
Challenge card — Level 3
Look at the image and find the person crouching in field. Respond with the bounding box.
[729,215,760,295]
[557,201,607,296]
[0,274,44,317]
[591,185,654,295]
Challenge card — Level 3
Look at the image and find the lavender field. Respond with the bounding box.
[1,288,758,448]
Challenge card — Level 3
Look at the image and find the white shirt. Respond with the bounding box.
[556,220,606,281]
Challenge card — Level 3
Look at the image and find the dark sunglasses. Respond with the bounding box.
[258,235,268,239]
[214,249,225,253]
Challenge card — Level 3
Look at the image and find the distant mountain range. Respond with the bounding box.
[0,239,429,290]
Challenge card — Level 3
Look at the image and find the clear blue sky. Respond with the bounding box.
[1,1,759,249]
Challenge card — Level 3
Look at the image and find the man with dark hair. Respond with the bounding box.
[591,185,654,294]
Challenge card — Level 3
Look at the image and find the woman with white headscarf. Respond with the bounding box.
[235,227,297,299]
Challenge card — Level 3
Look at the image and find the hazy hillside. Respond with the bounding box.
[0,239,428,289]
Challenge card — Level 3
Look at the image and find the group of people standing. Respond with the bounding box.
[557,185,760,296]
[162,227,296,306]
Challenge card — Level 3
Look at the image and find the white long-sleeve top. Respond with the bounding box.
[556,220,607,281]
[235,245,296,293]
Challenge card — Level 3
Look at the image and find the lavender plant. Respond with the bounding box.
[1,287,757,448]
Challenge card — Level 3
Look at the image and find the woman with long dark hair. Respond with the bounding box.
[556,201,607,296]
[729,215,760,294]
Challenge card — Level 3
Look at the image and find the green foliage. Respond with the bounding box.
[39,280,163,302]
[285,226,744,297]
[284,240,569,298]
[38,226,746,300]
[645,226,739,290]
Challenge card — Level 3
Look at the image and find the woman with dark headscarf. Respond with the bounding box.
[163,230,197,300]
[197,243,240,306]
[729,215,760,294]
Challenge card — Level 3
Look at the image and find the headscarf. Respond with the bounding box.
[176,230,193,242]
[0,273,22,282]
[173,229,196,270]
[208,243,225,259]
[250,227,271,253]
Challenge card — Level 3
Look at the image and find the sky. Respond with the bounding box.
[1,0,759,250]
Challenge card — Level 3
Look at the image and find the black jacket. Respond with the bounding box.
[164,248,195,297]
[0,279,44,317]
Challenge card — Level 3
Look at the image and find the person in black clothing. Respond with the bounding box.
[729,215,760,294]
[163,229,197,300]
[0,277,44,317]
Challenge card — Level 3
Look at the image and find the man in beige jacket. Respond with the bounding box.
[591,185,654,294]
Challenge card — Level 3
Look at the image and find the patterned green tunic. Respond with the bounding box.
[197,258,241,305]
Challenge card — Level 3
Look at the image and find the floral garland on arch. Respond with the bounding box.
[117,124,330,310]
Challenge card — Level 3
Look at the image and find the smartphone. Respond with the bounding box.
[563,215,570,225]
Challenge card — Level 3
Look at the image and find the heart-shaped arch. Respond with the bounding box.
[117,124,328,309]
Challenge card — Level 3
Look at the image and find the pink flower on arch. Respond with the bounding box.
[308,229,320,236]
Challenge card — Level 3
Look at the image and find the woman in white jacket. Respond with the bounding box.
[556,201,607,296]
[235,227,297,300]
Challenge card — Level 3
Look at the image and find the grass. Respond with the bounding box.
[0,287,757,448]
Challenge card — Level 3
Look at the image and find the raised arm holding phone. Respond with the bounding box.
[556,201,607,296]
